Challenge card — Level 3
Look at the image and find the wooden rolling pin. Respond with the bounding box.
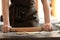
[10,27,42,32]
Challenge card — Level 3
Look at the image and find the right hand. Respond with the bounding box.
[2,25,12,33]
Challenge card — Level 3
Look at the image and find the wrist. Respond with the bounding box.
[45,23,51,24]
[3,25,12,28]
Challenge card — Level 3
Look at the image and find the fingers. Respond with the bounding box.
[2,25,11,33]
[42,23,53,31]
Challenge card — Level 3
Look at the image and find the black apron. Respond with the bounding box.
[9,0,40,27]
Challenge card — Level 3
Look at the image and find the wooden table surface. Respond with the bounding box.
[0,31,60,40]
[0,22,60,40]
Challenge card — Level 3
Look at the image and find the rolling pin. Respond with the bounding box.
[10,27,42,32]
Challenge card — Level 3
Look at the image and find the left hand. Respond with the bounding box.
[42,23,53,31]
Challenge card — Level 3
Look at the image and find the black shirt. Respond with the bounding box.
[11,0,35,7]
[9,0,38,27]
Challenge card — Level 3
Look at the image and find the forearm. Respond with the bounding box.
[35,0,38,11]
[2,0,10,26]
[42,0,51,23]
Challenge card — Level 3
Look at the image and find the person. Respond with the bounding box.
[2,0,52,33]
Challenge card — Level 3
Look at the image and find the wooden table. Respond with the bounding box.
[0,22,60,40]
[0,31,60,40]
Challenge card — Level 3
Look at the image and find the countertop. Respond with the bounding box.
[0,31,60,40]
[0,22,60,40]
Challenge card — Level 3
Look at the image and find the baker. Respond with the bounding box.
[2,0,52,32]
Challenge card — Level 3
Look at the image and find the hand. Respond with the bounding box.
[42,23,53,31]
[2,25,12,33]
